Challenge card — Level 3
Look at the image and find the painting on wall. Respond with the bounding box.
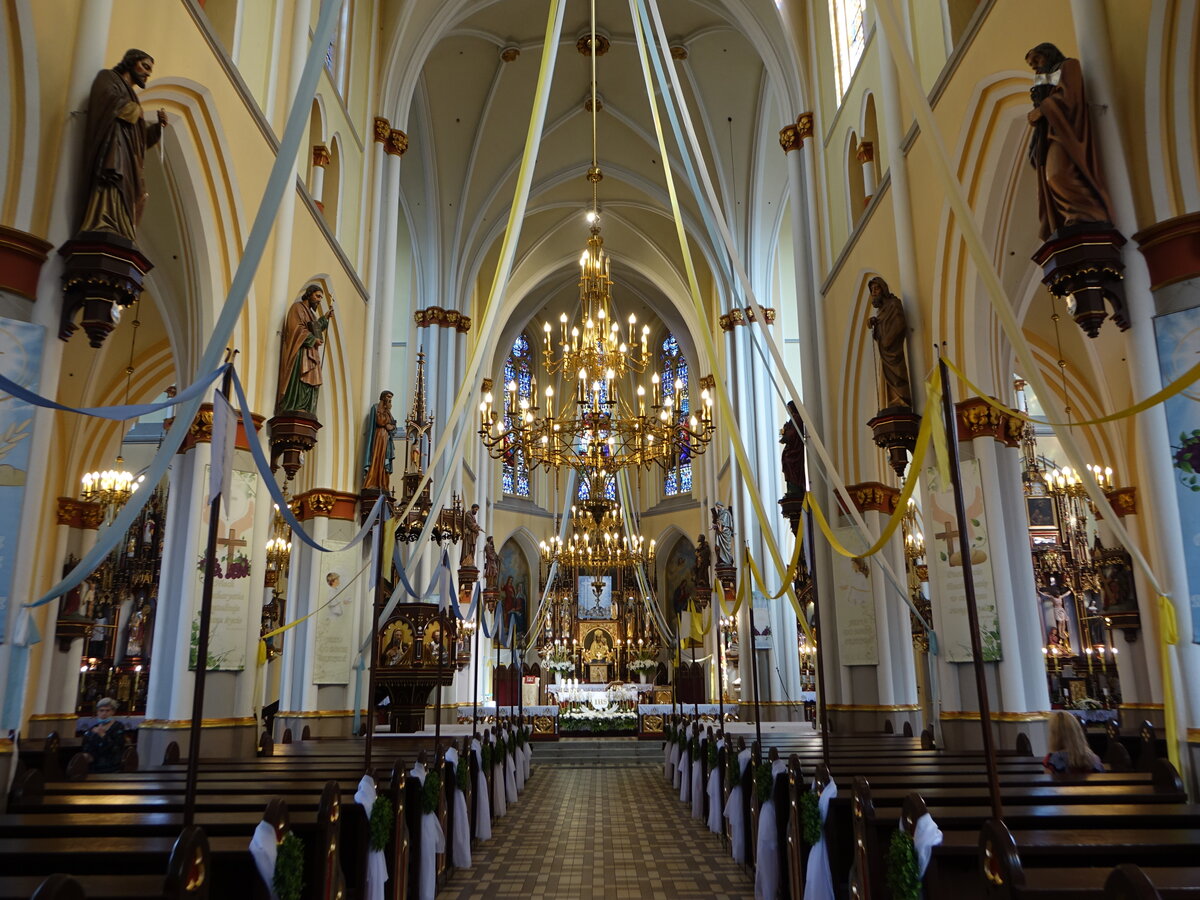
[498,538,530,645]
[664,535,696,616]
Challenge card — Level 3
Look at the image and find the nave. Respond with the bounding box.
[440,738,752,899]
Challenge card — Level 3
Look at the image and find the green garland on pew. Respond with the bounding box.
[800,790,822,846]
[482,742,493,772]
[273,832,305,900]
[369,795,394,852]
[421,771,442,815]
[456,758,469,793]
[754,762,773,804]
[509,735,517,758]
[707,740,718,770]
[677,731,688,752]
[726,751,739,786]
[886,830,921,900]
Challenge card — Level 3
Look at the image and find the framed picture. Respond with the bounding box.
[1025,496,1058,531]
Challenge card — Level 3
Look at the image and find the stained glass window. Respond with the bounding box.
[661,334,692,496]
[577,469,617,501]
[502,332,533,497]
[830,0,867,98]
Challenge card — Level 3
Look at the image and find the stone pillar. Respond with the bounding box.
[373,129,407,399]
[138,409,265,766]
[856,141,876,201]
[1070,3,1200,784]
[276,490,366,740]
[310,144,330,210]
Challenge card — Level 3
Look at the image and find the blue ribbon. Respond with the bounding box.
[228,367,382,552]
[0,364,226,421]
[22,0,345,611]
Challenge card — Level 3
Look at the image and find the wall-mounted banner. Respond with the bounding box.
[0,317,45,643]
[830,527,879,665]
[190,466,256,671]
[925,458,1002,662]
[1155,306,1200,645]
[314,542,360,684]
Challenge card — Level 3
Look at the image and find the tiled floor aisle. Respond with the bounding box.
[439,763,754,899]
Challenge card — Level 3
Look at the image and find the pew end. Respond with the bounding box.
[30,874,85,900]
[1104,863,1163,900]
[977,818,1024,899]
[163,741,181,765]
[163,825,211,899]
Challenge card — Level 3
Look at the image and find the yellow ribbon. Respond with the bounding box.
[719,572,745,619]
[747,526,806,600]
[943,353,1200,428]
[256,557,371,666]
[1156,594,1182,772]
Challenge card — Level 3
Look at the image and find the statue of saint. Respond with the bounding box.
[460,504,481,569]
[78,50,168,240]
[867,277,913,409]
[483,535,499,592]
[277,284,334,416]
[780,402,807,500]
[1025,43,1114,241]
[694,534,712,597]
[361,390,397,493]
[711,502,734,569]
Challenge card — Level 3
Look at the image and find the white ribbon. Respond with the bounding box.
[471,738,491,840]
[755,759,789,900]
[706,740,725,834]
[444,748,472,869]
[803,779,839,900]
[248,820,279,900]
[724,748,752,864]
[355,775,387,900]
[409,763,444,900]
[911,811,944,879]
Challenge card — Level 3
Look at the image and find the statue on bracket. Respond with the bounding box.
[866,280,920,477]
[460,504,482,570]
[361,390,397,494]
[711,501,735,569]
[59,49,168,348]
[867,277,913,410]
[1025,43,1113,242]
[483,535,499,592]
[277,283,334,417]
[1024,42,1129,337]
[779,402,807,502]
[694,533,712,600]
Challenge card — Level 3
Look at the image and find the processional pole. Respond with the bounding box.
[805,507,831,772]
[183,350,236,828]
[744,544,764,754]
[471,588,482,734]
[937,353,1003,822]
[363,508,389,773]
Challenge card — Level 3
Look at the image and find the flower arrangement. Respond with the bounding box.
[560,708,636,732]
[541,643,575,673]
[628,643,660,672]
[368,796,394,851]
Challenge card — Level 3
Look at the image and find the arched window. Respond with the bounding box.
[661,334,692,496]
[502,332,533,497]
[830,0,867,98]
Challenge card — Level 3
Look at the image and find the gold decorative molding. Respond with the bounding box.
[177,403,264,454]
[939,710,1049,722]
[0,224,53,301]
[1118,702,1163,711]
[140,716,257,730]
[312,144,331,168]
[500,46,520,62]
[386,129,408,157]
[1106,486,1138,517]
[779,124,801,153]
[719,306,776,331]
[844,481,899,516]
[28,713,81,722]
[277,709,366,719]
[373,117,390,143]
[57,497,105,530]
[1187,728,1200,744]
[698,374,715,391]
[827,703,921,712]
[0,738,12,755]
[293,488,358,522]
[796,112,814,140]
[1132,211,1200,290]
[414,306,471,333]
[956,397,1021,447]
[670,45,688,60]
[481,377,494,394]
[855,141,874,164]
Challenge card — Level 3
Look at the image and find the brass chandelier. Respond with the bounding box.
[477,3,713,475]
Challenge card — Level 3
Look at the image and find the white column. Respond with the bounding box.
[373,135,404,399]
[1069,0,1200,741]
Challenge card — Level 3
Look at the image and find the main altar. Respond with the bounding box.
[549,681,649,735]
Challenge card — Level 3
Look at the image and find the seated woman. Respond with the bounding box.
[1043,710,1103,774]
[81,697,127,773]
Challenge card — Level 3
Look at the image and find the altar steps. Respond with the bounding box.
[534,737,663,768]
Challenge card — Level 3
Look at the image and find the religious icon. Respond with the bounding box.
[380,620,414,667]
[1039,577,1079,655]
[583,626,614,662]
[1026,496,1057,530]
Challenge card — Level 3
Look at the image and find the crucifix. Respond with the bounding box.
[934,521,960,560]
[216,527,247,565]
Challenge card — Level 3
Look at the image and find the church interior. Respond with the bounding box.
[1,0,1200,897]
